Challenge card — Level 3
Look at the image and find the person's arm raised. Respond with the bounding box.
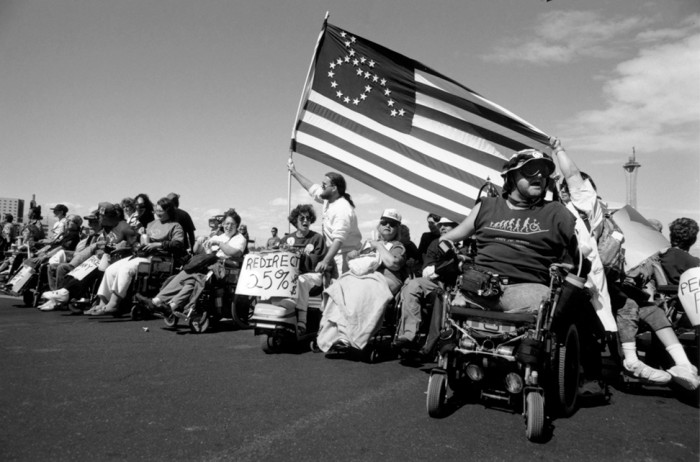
[287,159,314,192]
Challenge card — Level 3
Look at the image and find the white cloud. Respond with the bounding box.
[269,188,314,208]
[559,23,700,154]
[483,10,650,64]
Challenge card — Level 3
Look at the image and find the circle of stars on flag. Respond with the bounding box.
[326,31,406,117]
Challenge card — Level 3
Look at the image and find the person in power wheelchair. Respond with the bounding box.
[393,217,459,355]
[317,209,407,355]
[279,204,327,335]
[427,149,588,438]
[135,208,246,319]
[442,149,580,313]
[87,197,185,316]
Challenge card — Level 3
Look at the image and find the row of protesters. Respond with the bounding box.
[136,209,246,317]
[38,202,139,311]
[552,138,698,391]
[1,204,83,295]
[0,207,45,278]
[86,196,186,316]
[289,162,408,353]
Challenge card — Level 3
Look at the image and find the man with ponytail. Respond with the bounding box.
[288,161,362,278]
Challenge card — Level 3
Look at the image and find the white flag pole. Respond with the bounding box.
[287,11,329,234]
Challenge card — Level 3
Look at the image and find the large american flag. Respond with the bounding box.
[291,22,551,222]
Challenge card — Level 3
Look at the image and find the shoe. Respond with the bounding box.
[392,336,414,350]
[38,300,57,311]
[623,360,672,385]
[134,293,157,311]
[42,289,69,303]
[85,305,106,316]
[579,380,606,397]
[668,364,700,391]
[330,339,351,353]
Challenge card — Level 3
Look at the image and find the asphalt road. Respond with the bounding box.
[0,296,698,462]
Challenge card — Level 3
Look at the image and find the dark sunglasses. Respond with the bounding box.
[520,162,550,178]
[380,219,399,227]
[298,215,311,222]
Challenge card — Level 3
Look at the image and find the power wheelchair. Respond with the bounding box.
[425,243,587,442]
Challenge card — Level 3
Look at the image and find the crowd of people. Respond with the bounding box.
[1,138,699,395]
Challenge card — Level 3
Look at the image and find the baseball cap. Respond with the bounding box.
[50,204,68,214]
[98,202,120,227]
[380,208,402,224]
[437,217,458,226]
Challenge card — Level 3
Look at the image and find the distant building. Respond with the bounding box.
[0,198,25,224]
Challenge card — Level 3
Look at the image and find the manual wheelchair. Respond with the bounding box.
[125,253,178,319]
[167,259,250,334]
[425,246,585,442]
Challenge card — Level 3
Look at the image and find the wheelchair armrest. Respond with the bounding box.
[657,284,678,295]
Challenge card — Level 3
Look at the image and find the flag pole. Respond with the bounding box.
[287,11,329,233]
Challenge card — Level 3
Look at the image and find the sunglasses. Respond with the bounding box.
[298,215,311,222]
[321,181,335,189]
[380,219,399,227]
[520,162,550,178]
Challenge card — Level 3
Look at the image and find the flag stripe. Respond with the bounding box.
[294,133,473,220]
[415,92,545,153]
[416,70,550,145]
[306,91,504,185]
[409,124,506,179]
[297,119,479,207]
[304,92,501,190]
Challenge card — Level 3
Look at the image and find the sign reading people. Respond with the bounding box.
[678,267,700,327]
[236,250,300,298]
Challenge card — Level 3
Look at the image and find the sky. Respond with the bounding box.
[1,0,698,253]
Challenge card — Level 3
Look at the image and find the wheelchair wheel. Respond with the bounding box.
[260,333,284,354]
[555,324,581,417]
[426,372,447,418]
[231,295,254,328]
[130,304,144,321]
[189,311,210,334]
[163,312,179,328]
[23,290,35,308]
[525,391,545,442]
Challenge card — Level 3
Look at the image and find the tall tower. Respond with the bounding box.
[623,147,641,208]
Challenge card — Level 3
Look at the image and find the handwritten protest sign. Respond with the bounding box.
[235,250,300,297]
[68,255,100,281]
[678,267,700,326]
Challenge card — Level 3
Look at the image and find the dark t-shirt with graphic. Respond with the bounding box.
[473,197,576,285]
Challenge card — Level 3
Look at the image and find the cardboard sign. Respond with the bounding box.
[8,266,35,293]
[68,255,100,281]
[235,250,300,297]
[678,267,700,326]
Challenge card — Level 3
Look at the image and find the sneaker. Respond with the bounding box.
[42,289,69,303]
[623,359,672,385]
[668,364,700,391]
[38,300,57,311]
